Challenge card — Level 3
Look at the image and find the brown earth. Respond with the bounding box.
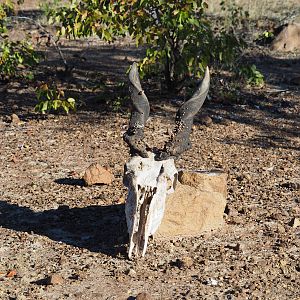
[0,4,300,300]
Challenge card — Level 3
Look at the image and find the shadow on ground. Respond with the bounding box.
[0,200,128,257]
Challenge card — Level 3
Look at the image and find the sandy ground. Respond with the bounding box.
[0,2,300,299]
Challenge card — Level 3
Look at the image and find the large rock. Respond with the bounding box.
[271,23,300,52]
[83,163,114,186]
[156,170,227,237]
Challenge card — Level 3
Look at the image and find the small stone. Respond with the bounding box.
[11,113,21,124]
[83,163,114,186]
[6,269,17,278]
[204,278,218,286]
[277,223,286,233]
[126,268,136,277]
[176,256,194,269]
[45,274,64,285]
[200,115,213,126]
[117,197,125,204]
[136,292,152,300]
[226,243,243,251]
[226,206,239,217]
[290,217,300,228]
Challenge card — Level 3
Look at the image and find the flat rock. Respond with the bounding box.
[271,23,300,51]
[156,170,227,237]
[83,163,114,186]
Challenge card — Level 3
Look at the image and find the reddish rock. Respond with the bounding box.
[45,274,64,285]
[6,270,17,278]
[83,163,114,186]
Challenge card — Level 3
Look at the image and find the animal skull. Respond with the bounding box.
[123,153,177,259]
[123,63,210,258]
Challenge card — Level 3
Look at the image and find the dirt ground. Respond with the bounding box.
[1,3,300,300]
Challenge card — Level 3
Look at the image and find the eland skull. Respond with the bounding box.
[123,63,210,258]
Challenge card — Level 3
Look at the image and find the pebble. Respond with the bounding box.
[200,115,213,126]
[11,113,21,124]
[290,217,300,228]
[45,274,64,285]
[204,278,219,286]
[136,292,152,300]
[126,268,136,277]
[176,256,194,269]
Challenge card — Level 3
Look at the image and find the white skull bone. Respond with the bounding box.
[123,152,178,259]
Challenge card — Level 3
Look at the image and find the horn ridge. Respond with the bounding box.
[123,63,150,158]
[156,67,210,161]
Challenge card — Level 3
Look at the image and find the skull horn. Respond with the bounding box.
[156,66,210,161]
[123,63,150,158]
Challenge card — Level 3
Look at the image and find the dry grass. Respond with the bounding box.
[207,0,299,21]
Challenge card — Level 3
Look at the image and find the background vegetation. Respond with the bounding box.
[2,0,297,114]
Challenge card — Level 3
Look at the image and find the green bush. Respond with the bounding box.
[0,40,39,80]
[49,0,248,90]
[0,1,40,80]
[35,83,76,114]
[238,64,264,86]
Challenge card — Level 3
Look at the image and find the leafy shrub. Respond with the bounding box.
[49,0,247,90]
[0,40,40,80]
[238,64,264,86]
[35,83,76,114]
[0,1,40,80]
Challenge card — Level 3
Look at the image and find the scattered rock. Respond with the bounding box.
[45,274,64,285]
[136,292,152,300]
[277,223,286,234]
[126,268,136,277]
[83,163,114,186]
[290,217,300,228]
[6,270,17,278]
[281,181,300,190]
[11,113,21,125]
[199,115,213,126]
[156,170,227,237]
[203,278,219,286]
[271,23,300,51]
[225,205,239,217]
[175,256,194,269]
[117,197,125,204]
[225,243,243,251]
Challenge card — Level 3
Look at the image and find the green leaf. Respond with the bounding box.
[42,100,49,112]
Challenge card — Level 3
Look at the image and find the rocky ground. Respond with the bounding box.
[1,4,300,300]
